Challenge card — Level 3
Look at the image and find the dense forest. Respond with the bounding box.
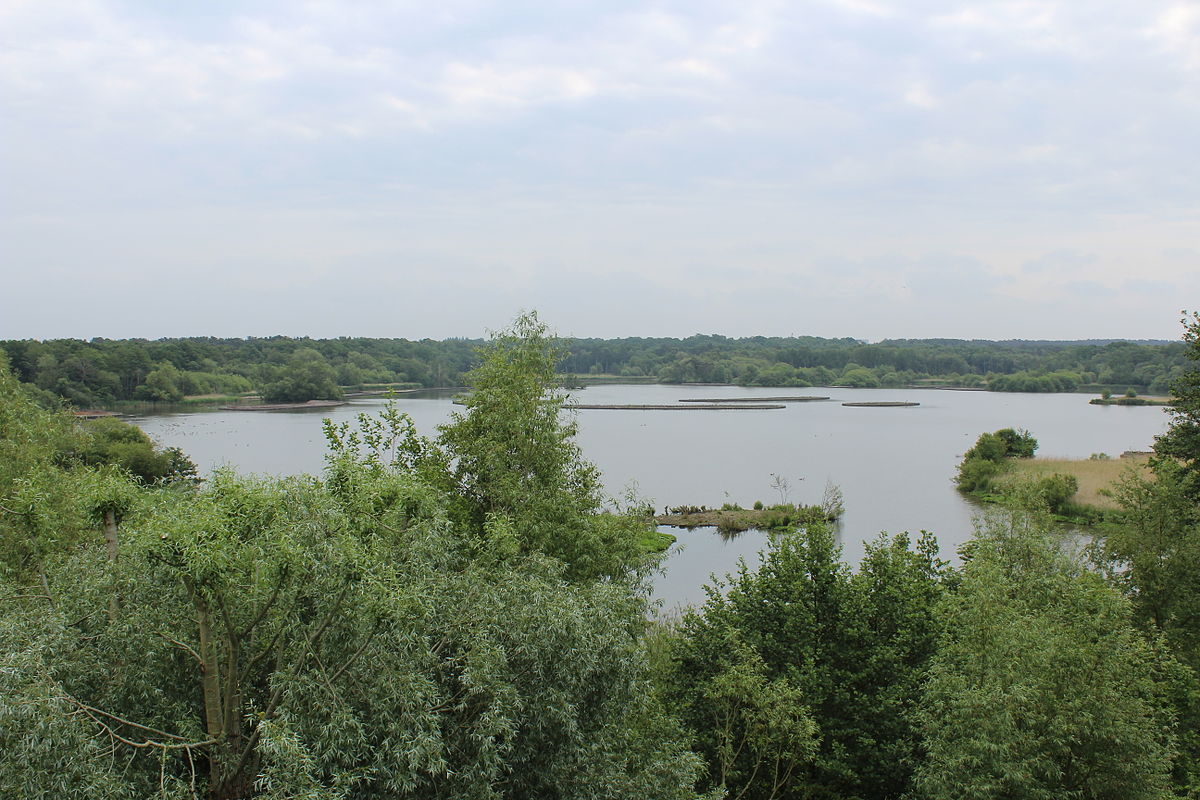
[0,331,1187,408]
[3,312,1200,799]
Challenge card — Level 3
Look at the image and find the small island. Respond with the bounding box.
[1089,389,1173,406]
[655,500,841,534]
[842,401,920,407]
[678,396,832,403]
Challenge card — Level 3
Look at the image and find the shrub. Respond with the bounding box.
[965,433,1009,463]
[995,428,1038,458]
[955,457,1002,493]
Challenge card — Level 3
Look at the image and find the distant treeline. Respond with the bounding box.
[0,333,1186,406]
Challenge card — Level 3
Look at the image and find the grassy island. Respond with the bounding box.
[656,501,840,534]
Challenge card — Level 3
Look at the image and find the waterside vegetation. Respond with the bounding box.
[4,311,1200,798]
[3,330,1189,409]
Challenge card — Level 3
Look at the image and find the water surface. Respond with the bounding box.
[132,385,1169,610]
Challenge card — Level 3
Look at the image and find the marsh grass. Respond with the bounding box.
[999,455,1152,510]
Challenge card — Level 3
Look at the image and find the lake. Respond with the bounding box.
[131,385,1169,612]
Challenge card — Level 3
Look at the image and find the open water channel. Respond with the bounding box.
[131,385,1169,612]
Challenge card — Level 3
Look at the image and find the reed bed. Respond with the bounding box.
[1002,454,1152,510]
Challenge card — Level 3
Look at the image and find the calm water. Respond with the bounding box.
[131,386,1169,611]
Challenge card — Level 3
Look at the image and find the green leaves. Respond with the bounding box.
[436,312,644,582]
[915,514,1175,800]
[669,525,949,799]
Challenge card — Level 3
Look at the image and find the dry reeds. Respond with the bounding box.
[1000,454,1152,510]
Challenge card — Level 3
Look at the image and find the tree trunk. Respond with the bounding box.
[194,593,226,792]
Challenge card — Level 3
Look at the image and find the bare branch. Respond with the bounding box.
[62,695,215,752]
[157,632,204,667]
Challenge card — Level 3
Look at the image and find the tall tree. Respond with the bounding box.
[915,513,1175,800]
[668,525,948,799]
[436,312,644,581]
[1156,310,1200,497]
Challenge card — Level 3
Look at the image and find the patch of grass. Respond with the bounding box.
[997,455,1152,511]
[637,529,677,554]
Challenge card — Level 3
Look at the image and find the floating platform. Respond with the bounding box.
[567,403,785,410]
[679,396,831,403]
[219,400,347,411]
[841,401,920,407]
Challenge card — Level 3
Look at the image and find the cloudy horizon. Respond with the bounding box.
[3,1,1198,342]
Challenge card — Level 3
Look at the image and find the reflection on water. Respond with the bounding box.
[131,384,1169,611]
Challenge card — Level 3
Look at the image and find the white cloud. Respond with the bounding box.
[2,1,1198,340]
[1145,3,1200,71]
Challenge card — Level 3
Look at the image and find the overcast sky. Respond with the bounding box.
[2,1,1198,342]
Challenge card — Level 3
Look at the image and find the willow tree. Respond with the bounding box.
[1,316,701,799]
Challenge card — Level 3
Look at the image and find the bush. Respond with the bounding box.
[964,433,1008,463]
[1023,473,1078,513]
[995,428,1038,459]
[955,458,1002,493]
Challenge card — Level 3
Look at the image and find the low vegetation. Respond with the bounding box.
[999,454,1152,511]
[656,502,836,534]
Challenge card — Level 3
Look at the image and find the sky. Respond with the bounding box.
[2,0,1199,342]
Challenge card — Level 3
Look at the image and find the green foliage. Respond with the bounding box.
[1156,311,1200,497]
[1100,458,1200,789]
[955,428,1039,493]
[4,330,1187,405]
[0,361,93,578]
[1008,472,1079,514]
[834,364,880,388]
[0,599,132,799]
[915,514,1176,799]
[71,416,198,485]
[0,319,703,799]
[995,427,1038,458]
[668,525,948,799]
[262,348,343,403]
[965,432,1009,463]
[436,312,645,582]
[2,442,701,799]
[989,369,1082,392]
[135,362,185,401]
[954,457,1002,492]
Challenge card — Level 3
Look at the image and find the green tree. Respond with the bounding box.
[1101,457,1200,790]
[261,348,342,403]
[436,312,644,581]
[136,362,185,402]
[72,416,198,485]
[914,513,1175,800]
[1156,311,1200,497]
[0,318,703,799]
[0,355,92,579]
[669,525,947,799]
